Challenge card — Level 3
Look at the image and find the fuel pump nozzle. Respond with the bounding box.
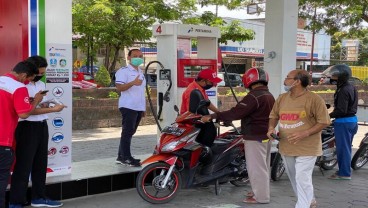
[144,61,170,132]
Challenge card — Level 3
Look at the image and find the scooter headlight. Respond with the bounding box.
[161,130,200,152]
[161,140,182,152]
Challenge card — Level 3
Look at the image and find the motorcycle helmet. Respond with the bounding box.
[323,64,351,84]
[242,67,269,89]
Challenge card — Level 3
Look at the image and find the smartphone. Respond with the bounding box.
[40,90,49,94]
[270,133,280,141]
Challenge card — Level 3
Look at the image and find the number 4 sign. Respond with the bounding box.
[156,25,162,34]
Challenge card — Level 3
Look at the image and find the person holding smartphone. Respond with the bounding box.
[0,61,43,208]
[9,56,66,208]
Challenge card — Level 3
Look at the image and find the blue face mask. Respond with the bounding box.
[131,58,144,66]
[284,80,296,92]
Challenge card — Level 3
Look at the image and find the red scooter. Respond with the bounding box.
[136,102,248,204]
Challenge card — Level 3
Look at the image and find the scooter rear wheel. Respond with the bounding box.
[271,152,285,181]
[351,143,368,170]
[136,162,182,204]
[230,158,249,187]
[320,159,338,170]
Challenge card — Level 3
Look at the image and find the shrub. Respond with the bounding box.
[95,65,111,87]
[225,89,247,97]
[108,91,119,98]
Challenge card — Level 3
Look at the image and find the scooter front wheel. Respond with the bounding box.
[136,162,182,204]
[351,143,368,170]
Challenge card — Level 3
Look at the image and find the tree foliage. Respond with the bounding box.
[73,0,195,72]
[182,11,255,44]
[299,0,368,35]
[330,30,368,66]
[95,65,111,87]
[73,0,257,72]
[198,0,262,11]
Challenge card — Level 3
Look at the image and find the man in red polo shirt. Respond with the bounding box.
[0,61,44,208]
[180,69,222,147]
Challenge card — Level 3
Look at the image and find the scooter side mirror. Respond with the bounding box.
[174,105,179,116]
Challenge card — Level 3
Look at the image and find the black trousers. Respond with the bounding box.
[0,146,13,208]
[118,107,142,160]
[9,121,49,204]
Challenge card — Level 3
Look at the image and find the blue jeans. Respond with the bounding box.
[118,107,143,160]
[334,122,358,177]
[0,146,14,208]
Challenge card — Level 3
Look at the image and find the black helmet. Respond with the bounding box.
[323,64,351,84]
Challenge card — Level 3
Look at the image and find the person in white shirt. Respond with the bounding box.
[9,56,66,208]
[115,49,146,167]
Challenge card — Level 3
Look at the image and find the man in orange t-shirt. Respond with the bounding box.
[180,69,222,115]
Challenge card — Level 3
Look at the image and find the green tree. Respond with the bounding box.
[182,11,255,44]
[299,0,368,35]
[73,0,196,72]
[95,65,111,87]
[330,30,368,66]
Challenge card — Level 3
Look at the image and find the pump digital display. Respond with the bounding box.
[177,59,217,87]
[183,66,211,78]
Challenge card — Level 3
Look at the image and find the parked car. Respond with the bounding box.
[79,65,99,74]
[319,76,363,85]
[72,72,94,83]
[217,72,243,87]
[312,72,323,84]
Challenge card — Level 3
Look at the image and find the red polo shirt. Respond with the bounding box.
[0,73,33,147]
[180,81,208,114]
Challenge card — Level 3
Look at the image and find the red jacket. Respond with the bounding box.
[180,81,208,114]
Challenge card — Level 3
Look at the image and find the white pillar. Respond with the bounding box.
[264,0,298,97]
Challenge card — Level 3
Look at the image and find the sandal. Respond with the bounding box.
[328,174,351,180]
[243,197,259,204]
[244,191,254,198]
[310,199,317,208]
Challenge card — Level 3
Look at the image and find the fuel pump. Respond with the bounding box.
[152,23,221,132]
[144,61,171,132]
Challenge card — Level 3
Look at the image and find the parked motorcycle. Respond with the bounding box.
[136,102,248,204]
[351,133,368,170]
[270,122,337,181]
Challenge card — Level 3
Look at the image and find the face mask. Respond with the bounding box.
[330,78,338,85]
[33,75,44,82]
[131,58,144,66]
[203,84,213,90]
[284,81,296,92]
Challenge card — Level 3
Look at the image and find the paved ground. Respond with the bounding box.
[64,123,368,208]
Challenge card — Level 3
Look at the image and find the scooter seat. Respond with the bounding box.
[211,139,231,154]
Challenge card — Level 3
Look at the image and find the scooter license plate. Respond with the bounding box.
[162,126,185,136]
